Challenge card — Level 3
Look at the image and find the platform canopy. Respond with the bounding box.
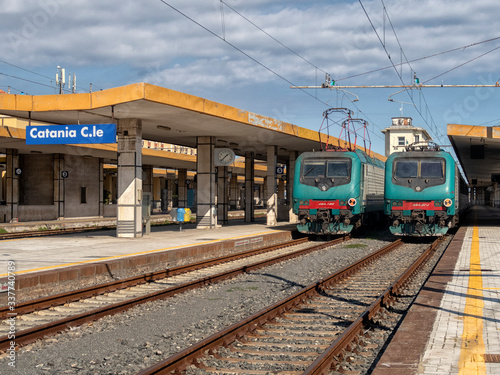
[448,123,500,187]
[0,83,387,163]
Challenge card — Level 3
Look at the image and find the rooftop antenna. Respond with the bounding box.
[69,72,76,93]
[56,66,65,94]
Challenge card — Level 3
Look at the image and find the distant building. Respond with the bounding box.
[381,117,432,156]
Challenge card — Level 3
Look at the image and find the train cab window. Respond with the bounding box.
[302,161,325,178]
[421,161,444,178]
[393,157,446,190]
[395,161,418,178]
[301,158,351,188]
[327,161,349,177]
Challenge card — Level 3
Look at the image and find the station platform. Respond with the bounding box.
[373,205,500,375]
[0,209,265,233]
[0,216,295,302]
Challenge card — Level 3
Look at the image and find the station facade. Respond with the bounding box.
[0,116,271,224]
[2,84,499,237]
[0,83,351,237]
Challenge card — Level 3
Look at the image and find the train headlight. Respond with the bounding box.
[444,198,453,207]
[348,198,357,207]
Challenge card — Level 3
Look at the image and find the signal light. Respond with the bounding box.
[444,198,453,207]
[348,198,357,207]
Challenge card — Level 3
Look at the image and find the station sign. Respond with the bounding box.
[26,124,116,145]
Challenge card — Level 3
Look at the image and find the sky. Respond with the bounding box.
[1,0,500,156]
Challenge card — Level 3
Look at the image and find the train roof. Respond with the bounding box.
[298,149,384,168]
[386,149,455,162]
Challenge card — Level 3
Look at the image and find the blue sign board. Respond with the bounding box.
[26,124,116,145]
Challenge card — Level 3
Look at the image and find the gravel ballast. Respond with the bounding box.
[2,235,425,375]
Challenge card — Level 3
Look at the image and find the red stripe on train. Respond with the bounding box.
[299,201,348,209]
[391,201,446,210]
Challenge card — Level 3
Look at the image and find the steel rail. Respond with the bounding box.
[303,236,445,374]
[0,238,311,318]
[0,226,114,240]
[137,239,403,375]
[0,236,349,352]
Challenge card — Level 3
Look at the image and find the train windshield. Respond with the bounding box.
[421,161,444,178]
[327,161,350,177]
[393,157,446,189]
[302,161,326,178]
[395,161,418,178]
[301,158,351,187]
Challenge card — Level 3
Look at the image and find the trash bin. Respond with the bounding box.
[170,208,177,222]
[184,208,191,222]
[177,208,185,222]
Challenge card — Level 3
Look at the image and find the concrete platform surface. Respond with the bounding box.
[372,205,500,375]
[0,217,291,276]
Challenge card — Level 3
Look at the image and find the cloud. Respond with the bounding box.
[2,0,500,153]
[3,0,500,86]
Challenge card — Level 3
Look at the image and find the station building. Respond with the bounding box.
[0,114,267,225]
[381,116,432,156]
[0,83,383,237]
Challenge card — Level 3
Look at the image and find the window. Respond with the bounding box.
[393,157,446,189]
[326,161,349,177]
[300,157,351,187]
[398,137,405,146]
[421,161,444,178]
[80,186,87,204]
[415,135,420,143]
[395,161,418,178]
[302,161,325,178]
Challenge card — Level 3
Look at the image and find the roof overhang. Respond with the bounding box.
[448,123,500,187]
[0,83,385,164]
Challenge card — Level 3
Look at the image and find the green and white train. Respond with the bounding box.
[292,149,385,235]
[384,144,469,236]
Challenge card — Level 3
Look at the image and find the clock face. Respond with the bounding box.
[215,148,235,166]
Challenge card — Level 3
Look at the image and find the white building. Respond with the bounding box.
[381,117,432,157]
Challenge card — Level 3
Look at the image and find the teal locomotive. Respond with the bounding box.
[292,150,385,235]
[384,143,469,236]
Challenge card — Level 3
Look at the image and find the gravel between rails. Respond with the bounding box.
[2,235,411,375]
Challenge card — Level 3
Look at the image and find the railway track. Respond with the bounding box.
[0,236,350,352]
[137,236,446,375]
[0,226,115,240]
[0,212,262,241]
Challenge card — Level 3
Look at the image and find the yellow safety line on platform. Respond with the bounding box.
[458,226,486,374]
[0,230,279,277]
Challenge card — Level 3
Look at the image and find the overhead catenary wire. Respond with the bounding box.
[423,44,500,84]
[220,1,328,75]
[159,0,387,144]
[0,72,55,92]
[335,36,500,82]
[0,59,102,94]
[218,0,385,141]
[359,0,446,142]
[0,59,53,81]
[158,1,331,108]
[218,1,389,141]
[381,0,444,140]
